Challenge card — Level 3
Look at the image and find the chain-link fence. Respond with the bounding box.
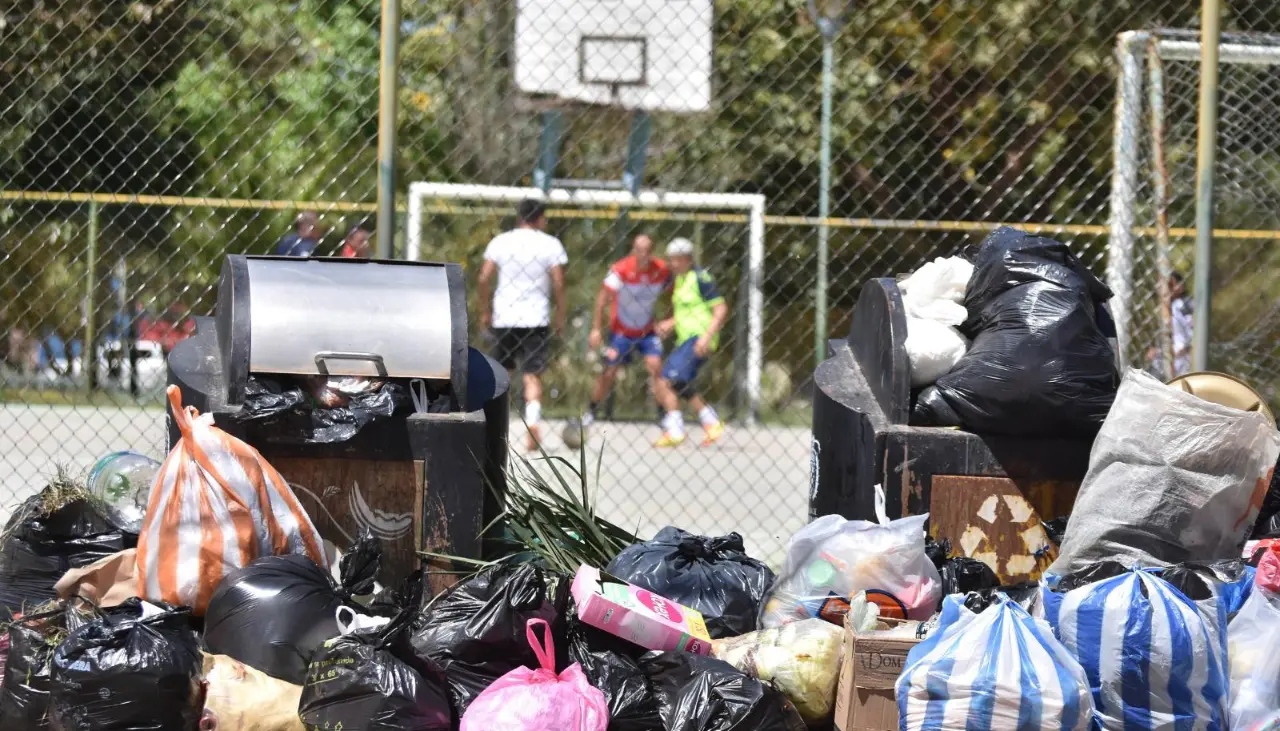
[5,0,1280,564]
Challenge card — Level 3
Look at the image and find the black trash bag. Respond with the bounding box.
[1053,560,1250,608]
[641,651,807,731]
[409,562,566,716]
[0,492,133,616]
[299,615,452,731]
[911,226,1119,436]
[203,531,382,685]
[925,538,1000,603]
[230,374,414,444]
[1053,560,1129,593]
[49,598,204,731]
[606,527,775,639]
[962,582,1043,614]
[0,607,67,731]
[1251,450,1280,539]
[1043,517,1070,547]
[565,615,662,731]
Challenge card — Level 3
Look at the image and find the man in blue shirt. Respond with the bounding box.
[274,211,321,256]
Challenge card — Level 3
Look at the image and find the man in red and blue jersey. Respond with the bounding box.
[583,234,670,427]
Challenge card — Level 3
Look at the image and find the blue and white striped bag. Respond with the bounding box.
[896,595,1094,731]
[1056,568,1229,731]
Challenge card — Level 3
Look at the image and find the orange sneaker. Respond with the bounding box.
[654,431,686,448]
[700,421,725,447]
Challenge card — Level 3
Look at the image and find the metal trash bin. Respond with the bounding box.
[809,277,1093,583]
[167,255,508,591]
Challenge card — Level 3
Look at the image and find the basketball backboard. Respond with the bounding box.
[514,0,713,113]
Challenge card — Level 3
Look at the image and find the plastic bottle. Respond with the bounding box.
[86,451,160,533]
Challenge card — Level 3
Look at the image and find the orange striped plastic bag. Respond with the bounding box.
[136,386,329,615]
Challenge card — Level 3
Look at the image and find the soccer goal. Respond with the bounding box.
[405,182,768,423]
[1108,30,1280,382]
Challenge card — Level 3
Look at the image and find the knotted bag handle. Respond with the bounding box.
[525,618,554,671]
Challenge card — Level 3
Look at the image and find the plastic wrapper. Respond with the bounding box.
[897,596,1093,731]
[911,226,1119,436]
[202,653,304,731]
[899,256,973,387]
[762,507,941,626]
[0,489,132,616]
[1228,588,1280,731]
[137,386,329,615]
[1056,568,1228,730]
[204,531,381,684]
[230,374,415,444]
[409,563,566,716]
[49,599,204,731]
[641,651,807,731]
[1050,369,1280,576]
[606,527,775,639]
[460,618,609,731]
[710,618,843,726]
[0,607,65,730]
[565,614,663,731]
[299,616,452,731]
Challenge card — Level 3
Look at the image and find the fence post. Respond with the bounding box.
[85,200,99,391]
[376,0,401,259]
[1147,39,1175,380]
[1193,0,1221,371]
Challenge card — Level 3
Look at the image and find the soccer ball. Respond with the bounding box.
[562,418,587,451]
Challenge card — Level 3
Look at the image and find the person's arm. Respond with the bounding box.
[589,285,615,350]
[694,271,727,357]
[696,302,729,357]
[550,264,567,336]
[477,259,497,330]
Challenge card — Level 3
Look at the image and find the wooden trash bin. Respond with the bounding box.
[809,278,1095,582]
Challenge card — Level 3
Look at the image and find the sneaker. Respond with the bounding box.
[700,421,726,447]
[654,431,686,448]
[526,425,543,452]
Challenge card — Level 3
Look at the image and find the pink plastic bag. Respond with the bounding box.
[460,618,609,731]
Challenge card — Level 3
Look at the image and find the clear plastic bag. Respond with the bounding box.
[459,619,609,731]
[1050,369,1280,575]
[711,618,844,726]
[1229,588,1280,731]
[762,489,941,625]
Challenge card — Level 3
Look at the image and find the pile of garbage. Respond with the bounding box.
[6,228,1280,731]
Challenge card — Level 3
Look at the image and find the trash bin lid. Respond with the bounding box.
[1167,371,1275,424]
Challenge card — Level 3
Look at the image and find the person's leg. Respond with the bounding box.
[690,391,724,445]
[655,339,698,446]
[521,328,551,450]
[586,333,633,426]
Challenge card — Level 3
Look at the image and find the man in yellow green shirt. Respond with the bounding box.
[653,238,728,448]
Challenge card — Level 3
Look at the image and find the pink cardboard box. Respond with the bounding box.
[571,564,712,655]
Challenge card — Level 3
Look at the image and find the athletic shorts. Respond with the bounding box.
[604,332,662,367]
[491,327,550,374]
[661,337,706,385]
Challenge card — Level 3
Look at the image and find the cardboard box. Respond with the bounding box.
[571,564,712,655]
[833,615,923,731]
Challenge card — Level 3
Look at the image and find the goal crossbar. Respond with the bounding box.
[406,182,768,423]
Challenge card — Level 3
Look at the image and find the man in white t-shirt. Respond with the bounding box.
[477,199,568,450]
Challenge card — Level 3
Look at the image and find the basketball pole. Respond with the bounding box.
[809,0,845,369]
[1192,0,1220,371]
[376,0,401,259]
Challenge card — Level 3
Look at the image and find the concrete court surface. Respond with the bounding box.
[0,404,811,566]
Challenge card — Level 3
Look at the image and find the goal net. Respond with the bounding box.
[406,183,766,423]
[1109,30,1280,405]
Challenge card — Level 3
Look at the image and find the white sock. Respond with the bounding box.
[525,400,542,426]
[581,410,595,427]
[698,405,720,428]
[663,411,685,437]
